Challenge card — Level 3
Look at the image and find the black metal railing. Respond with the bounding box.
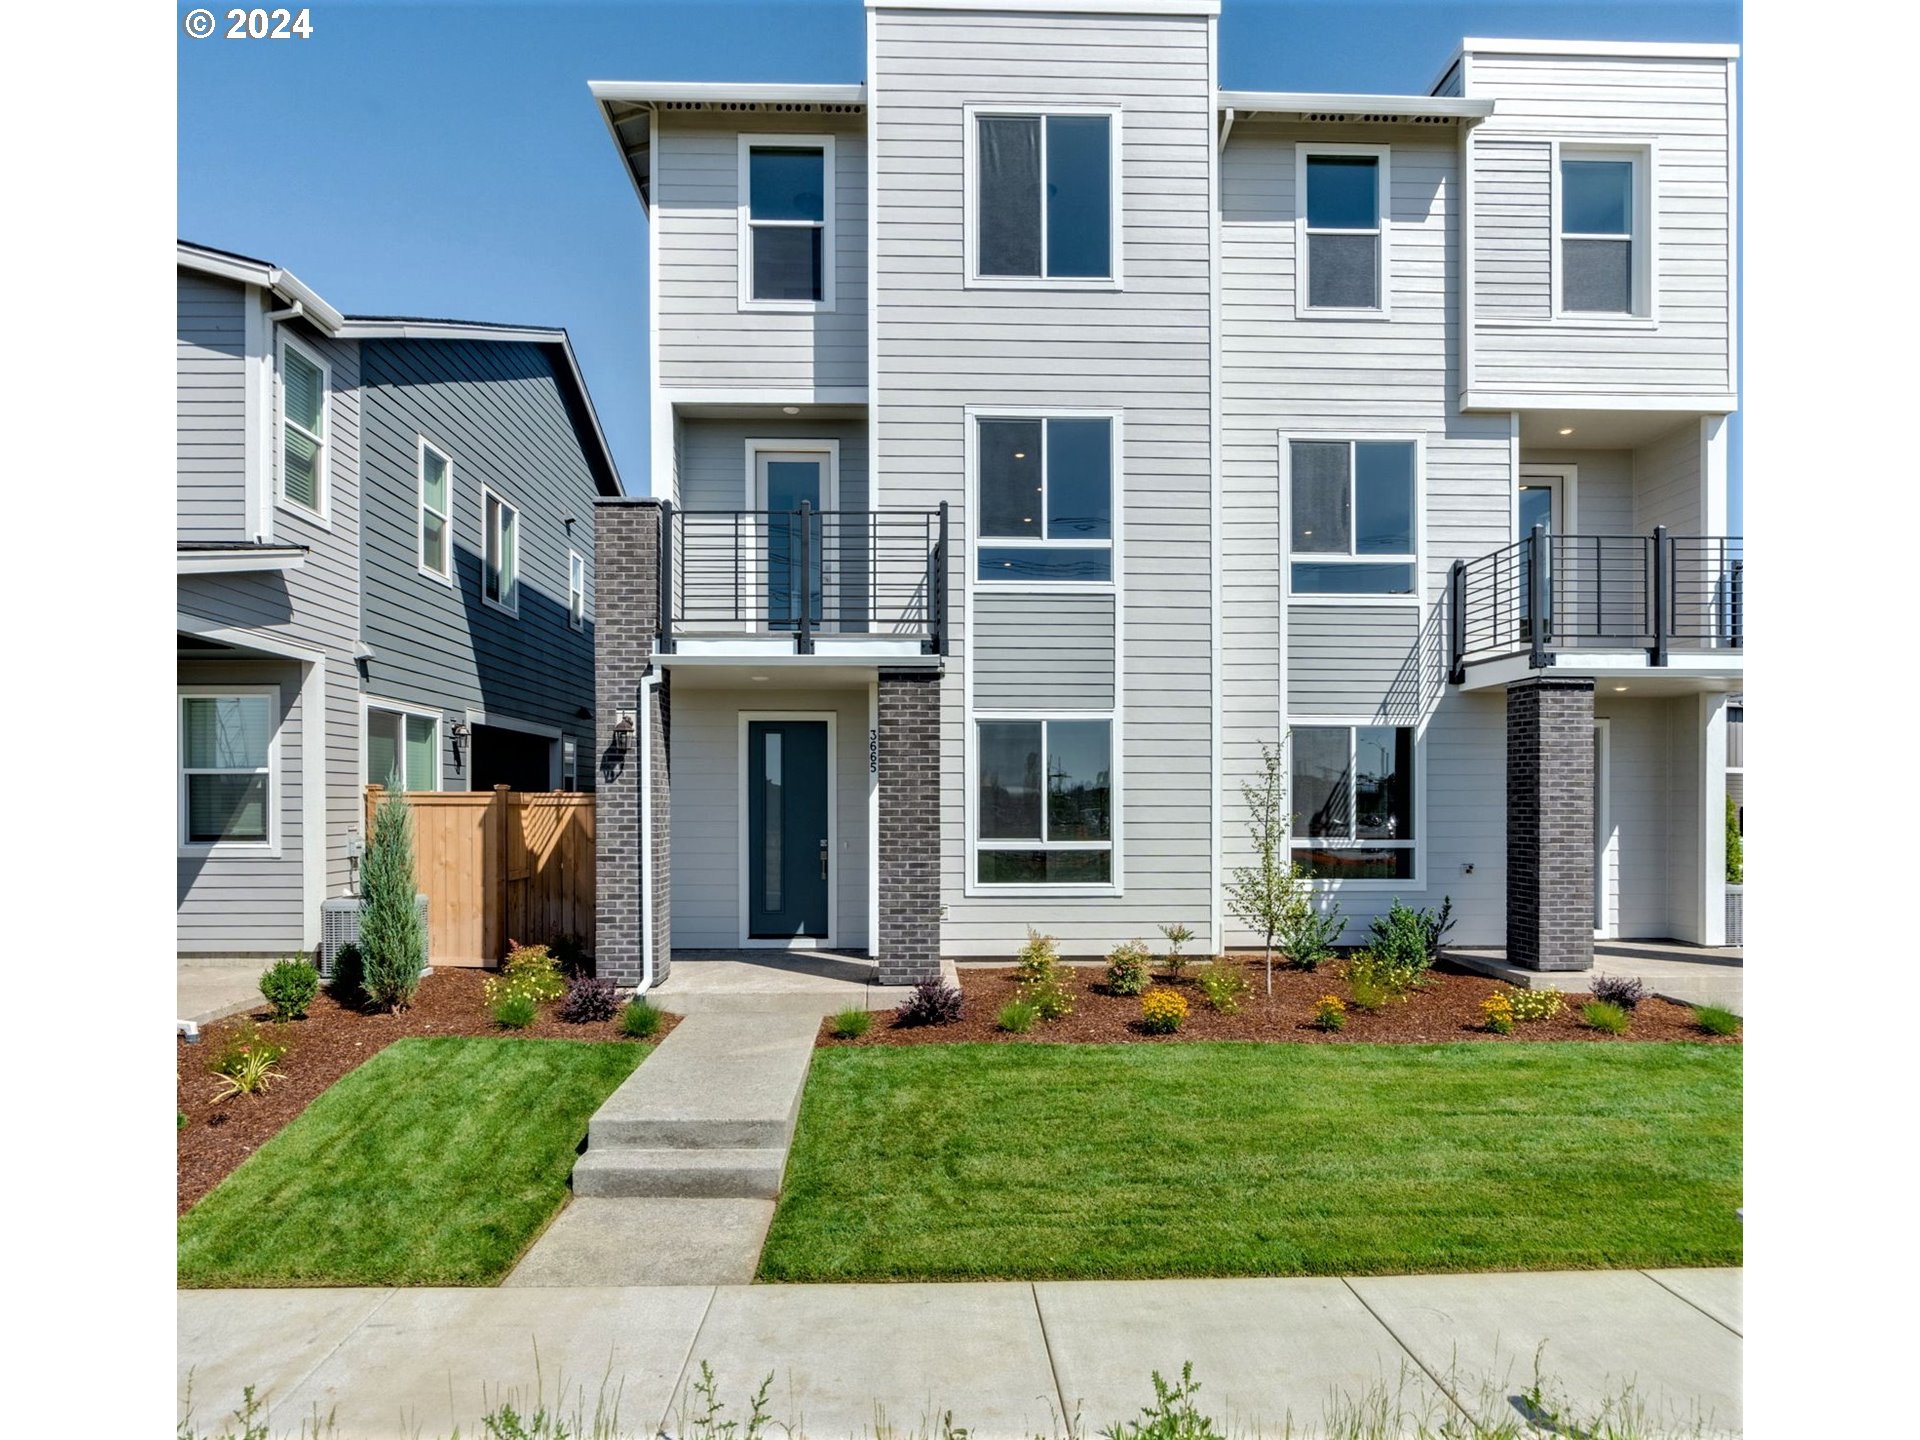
[660,501,948,656]
[1448,526,1742,681]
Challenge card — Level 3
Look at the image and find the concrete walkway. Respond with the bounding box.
[1451,941,1744,1012]
[177,959,265,1029]
[178,1268,1742,1438]
[651,950,915,1016]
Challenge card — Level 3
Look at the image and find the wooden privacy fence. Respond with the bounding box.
[365,785,595,967]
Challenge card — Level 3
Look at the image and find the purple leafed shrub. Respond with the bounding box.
[557,975,619,1024]
[1590,974,1646,1011]
[895,976,964,1027]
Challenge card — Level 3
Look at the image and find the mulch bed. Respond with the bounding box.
[820,955,1740,1049]
[177,969,675,1214]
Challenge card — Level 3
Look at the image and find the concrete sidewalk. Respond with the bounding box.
[178,1268,1741,1438]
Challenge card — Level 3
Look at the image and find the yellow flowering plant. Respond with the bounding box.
[1313,994,1347,1032]
[1480,992,1516,1035]
[1139,987,1189,1035]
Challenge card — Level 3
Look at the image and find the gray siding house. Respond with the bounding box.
[177,243,621,958]
[586,1,1741,989]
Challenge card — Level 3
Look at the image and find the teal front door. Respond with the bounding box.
[746,720,831,940]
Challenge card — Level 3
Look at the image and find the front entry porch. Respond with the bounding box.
[1450,939,1743,1011]
[647,948,915,1016]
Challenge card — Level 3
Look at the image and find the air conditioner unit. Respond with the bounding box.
[319,895,431,979]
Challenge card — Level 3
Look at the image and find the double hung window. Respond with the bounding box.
[742,139,831,306]
[1300,149,1387,312]
[483,490,519,613]
[418,442,452,579]
[1558,152,1643,315]
[180,693,274,847]
[277,336,329,515]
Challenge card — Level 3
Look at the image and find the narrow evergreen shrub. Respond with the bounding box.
[358,791,425,1012]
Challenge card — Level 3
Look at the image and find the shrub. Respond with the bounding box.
[1139,987,1189,1035]
[177,1110,188,1132]
[995,999,1038,1034]
[489,942,568,1003]
[1590,973,1646,1010]
[618,998,664,1039]
[1508,986,1566,1023]
[1195,958,1250,1015]
[1726,795,1743,885]
[1583,1000,1631,1036]
[327,942,363,999]
[1106,939,1153,996]
[1347,976,1389,1013]
[1027,979,1074,1022]
[1158,922,1196,977]
[1278,897,1346,972]
[359,790,426,1012]
[258,957,320,1021]
[207,1024,288,1101]
[830,1006,873,1040]
[1013,928,1062,988]
[896,975,964,1027]
[1480,993,1516,1035]
[1694,1003,1741,1037]
[1344,950,1421,999]
[493,991,539,1030]
[1367,898,1454,983]
[1312,994,1347,1032]
[547,932,592,978]
[557,975,618,1024]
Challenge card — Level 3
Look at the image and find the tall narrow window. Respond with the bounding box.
[483,490,518,613]
[743,140,830,305]
[1290,725,1416,880]
[419,442,452,579]
[1559,155,1638,314]
[561,738,579,791]
[975,112,1114,281]
[278,337,329,514]
[1301,150,1386,312]
[180,693,274,846]
[976,416,1114,582]
[976,718,1113,885]
[568,551,587,630]
[1289,439,1417,595]
[365,708,437,792]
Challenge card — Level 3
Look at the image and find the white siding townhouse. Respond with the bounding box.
[584,0,1740,989]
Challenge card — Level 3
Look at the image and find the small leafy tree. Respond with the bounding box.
[1725,794,1743,885]
[359,790,425,1012]
[1224,739,1305,996]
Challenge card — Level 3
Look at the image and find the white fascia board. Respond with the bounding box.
[176,244,347,334]
[1461,36,1740,60]
[587,81,867,107]
[176,547,307,576]
[867,0,1218,13]
[1461,390,1739,414]
[1220,91,1493,121]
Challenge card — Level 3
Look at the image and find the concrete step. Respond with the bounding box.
[584,1009,818,1149]
[588,1112,796,1150]
[572,1146,789,1200]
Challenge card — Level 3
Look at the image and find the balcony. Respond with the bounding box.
[1448,527,1742,686]
[659,502,949,659]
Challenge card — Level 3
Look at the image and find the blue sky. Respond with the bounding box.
[179,0,1739,516]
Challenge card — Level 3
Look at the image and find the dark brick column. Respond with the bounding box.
[1506,676,1595,972]
[594,499,670,989]
[877,667,942,984]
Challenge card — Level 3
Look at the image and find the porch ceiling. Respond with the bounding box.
[1517,410,1704,450]
[1458,653,1741,695]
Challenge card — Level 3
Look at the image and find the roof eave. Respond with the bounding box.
[176,242,347,333]
[1217,91,1494,122]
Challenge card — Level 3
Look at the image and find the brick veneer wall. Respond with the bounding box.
[877,667,942,984]
[1505,676,1595,972]
[594,499,670,988]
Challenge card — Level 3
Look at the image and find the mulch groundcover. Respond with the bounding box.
[820,955,1739,1049]
[177,968,675,1214]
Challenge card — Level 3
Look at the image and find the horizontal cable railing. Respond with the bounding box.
[662,502,948,655]
[1449,526,1743,679]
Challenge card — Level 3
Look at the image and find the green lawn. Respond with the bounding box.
[759,1042,1741,1282]
[178,1037,646,1287]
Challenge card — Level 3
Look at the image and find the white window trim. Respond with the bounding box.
[1295,143,1393,320]
[360,697,443,794]
[967,710,1123,897]
[178,686,281,856]
[1288,719,1426,894]
[966,407,1122,595]
[562,737,580,791]
[736,710,840,949]
[737,133,837,313]
[1281,430,1426,606]
[568,549,589,630]
[417,437,454,584]
[481,485,520,616]
[963,103,1125,291]
[1551,140,1659,325]
[274,330,332,524]
[1514,463,1580,545]
[744,438,842,634]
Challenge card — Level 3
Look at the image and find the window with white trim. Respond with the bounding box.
[1300,149,1387,312]
[483,490,518,613]
[1558,150,1645,316]
[743,139,830,305]
[1291,725,1415,880]
[419,441,452,579]
[976,416,1113,582]
[1288,439,1417,596]
[180,693,274,846]
[562,738,579,791]
[366,707,438,793]
[976,718,1113,885]
[568,550,587,630]
[277,336,329,515]
[974,111,1115,281]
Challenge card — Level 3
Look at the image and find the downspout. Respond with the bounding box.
[266,297,305,324]
[636,666,663,993]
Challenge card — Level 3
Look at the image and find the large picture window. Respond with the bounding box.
[1289,439,1417,595]
[366,706,437,793]
[179,692,275,847]
[976,416,1113,582]
[974,111,1115,282]
[1291,725,1415,880]
[741,138,832,307]
[1299,148,1388,313]
[976,718,1113,885]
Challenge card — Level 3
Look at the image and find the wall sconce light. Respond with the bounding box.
[611,710,635,753]
[450,721,471,762]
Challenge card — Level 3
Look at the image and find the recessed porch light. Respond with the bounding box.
[751,674,770,682]
[782,405,799,415]
[1558,427,1575,436]
[1613,685,1629,692]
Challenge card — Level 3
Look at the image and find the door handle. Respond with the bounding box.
[820,839,828,880]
